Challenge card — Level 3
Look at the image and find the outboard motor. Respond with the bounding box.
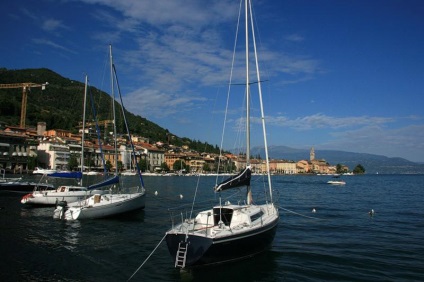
[55,199,68,220]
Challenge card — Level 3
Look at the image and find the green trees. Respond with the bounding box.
[138,159,148,172]
[336,164,349,174]
[353,164,366,174]
[161,162,170,172]
[173,160,189,172]
[0,68,220,154]
[68,154,79,171]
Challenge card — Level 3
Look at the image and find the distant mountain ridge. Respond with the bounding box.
[251,145,424,174]
[2,68,422,174]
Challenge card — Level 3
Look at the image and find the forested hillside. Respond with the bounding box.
[0,67,219,153]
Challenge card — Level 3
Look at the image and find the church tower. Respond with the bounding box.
[310,147,315,161]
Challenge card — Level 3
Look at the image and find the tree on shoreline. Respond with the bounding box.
[353,164,365,174]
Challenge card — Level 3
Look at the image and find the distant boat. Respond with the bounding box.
[83,171,102,176]
[121,171,137,176]
[53,45,146,220]
[327,175,346,185]
[327,180,346,185]
[32,167,57,175]
[165,0,279,269]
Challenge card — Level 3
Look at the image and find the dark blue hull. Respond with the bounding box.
[166,217,279,268]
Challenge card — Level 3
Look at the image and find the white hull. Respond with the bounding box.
[327,180,346,185]
[121,171,137,176]
[21,187,107,205]
[53,191,145,220]
[32,167,57,175]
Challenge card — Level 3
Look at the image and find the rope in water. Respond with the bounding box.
[280,207,323,220]
[127,234,167,281]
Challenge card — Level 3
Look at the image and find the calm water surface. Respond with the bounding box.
[1,174,423,281]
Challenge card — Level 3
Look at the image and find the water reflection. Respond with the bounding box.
[62,220,81,250]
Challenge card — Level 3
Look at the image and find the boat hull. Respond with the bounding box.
[21,189,107,205]
[165,216,279,268]
[54,192,145,220]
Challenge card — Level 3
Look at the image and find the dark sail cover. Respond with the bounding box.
[49,171,83,179]
[88,175,119,190]
[214,166,251,192]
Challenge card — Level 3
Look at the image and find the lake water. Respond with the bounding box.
[1,174,423,281]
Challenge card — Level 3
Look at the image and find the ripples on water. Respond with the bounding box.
[0,174,423,281]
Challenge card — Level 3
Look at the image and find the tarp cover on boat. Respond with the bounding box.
[49,171,83,179]
[88,175,119,190]
[214,166,251,192]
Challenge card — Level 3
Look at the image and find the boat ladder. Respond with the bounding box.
[175,241,188,268]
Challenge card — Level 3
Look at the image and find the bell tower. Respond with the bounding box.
[310,147,315,161]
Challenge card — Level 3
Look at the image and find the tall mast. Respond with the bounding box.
[110,45,118,176]
[245,0,253,205]
[249,0,273,202]
[245,0,250,166]
[81,75,88,186]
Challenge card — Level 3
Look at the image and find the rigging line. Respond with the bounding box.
[280,207,323,220]
[88,80,108,176]
[215,0,243,187]
[127,234,166,281]
[189,174,201,219]
[112,64,145,189]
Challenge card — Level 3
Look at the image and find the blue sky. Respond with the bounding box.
[1,0,423,162]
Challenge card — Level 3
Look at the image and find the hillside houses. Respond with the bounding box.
[0,122,346,175]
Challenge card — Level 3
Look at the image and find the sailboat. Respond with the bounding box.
[165,0,279,268]
[21,76,110,205]
[53,45,146,220]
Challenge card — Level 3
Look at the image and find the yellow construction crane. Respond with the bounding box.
[0,82,48,128]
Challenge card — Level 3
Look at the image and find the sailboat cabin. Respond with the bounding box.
[194,204,266,230]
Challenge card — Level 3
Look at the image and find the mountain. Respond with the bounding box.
[2,68,422,174]
[0,67,219,153]
[251,145,424,174]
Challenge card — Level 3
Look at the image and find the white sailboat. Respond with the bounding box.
[53,45,146,220]
[165,0,279,268]
[22,76,109,205]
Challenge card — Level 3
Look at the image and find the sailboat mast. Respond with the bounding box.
[109,45,119,176]
[245,0,250,166]
[245,0,253,205]
[81,75,88,186]
[249,0,273,202]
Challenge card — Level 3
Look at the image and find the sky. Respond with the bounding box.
[1,0,424,162]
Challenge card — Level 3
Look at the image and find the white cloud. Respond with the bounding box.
[286,34,305,42]
[123,87,207,119]
[265,113,394,130]
[42,19,67,32]
[32,38,77,54]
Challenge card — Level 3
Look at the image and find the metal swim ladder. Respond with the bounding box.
[175,241,188,268]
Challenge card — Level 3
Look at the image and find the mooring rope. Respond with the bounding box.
[127,234,166,281]
[280,207,323,220]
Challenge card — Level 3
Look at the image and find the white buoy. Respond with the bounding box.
[369,209,375,216]
[179,194,183,199]
[312,208,316,213]
[154,191,158,196]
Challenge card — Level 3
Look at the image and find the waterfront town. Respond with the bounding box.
[0,122,348,176]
